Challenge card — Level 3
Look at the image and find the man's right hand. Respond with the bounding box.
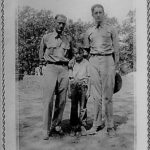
[40,58,46,65]
[69,77,75,83]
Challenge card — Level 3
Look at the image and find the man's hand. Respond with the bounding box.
[40,58,46,65]
[69,77,75,84]
[40,58,45,62]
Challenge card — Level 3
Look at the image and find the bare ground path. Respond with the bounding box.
[16,72,135,150]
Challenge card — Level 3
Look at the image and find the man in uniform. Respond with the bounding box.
[39,14,72,140]
[84,4,119,136]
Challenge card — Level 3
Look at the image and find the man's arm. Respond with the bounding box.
[39,35,46,61]
[83,32,91,53]
[68,57,75,79]
[86,62,92,98]
[64,35,74,60]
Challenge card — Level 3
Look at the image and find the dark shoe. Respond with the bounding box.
[43,134,49,140]
[70,130,76,137]
[107,127,116,137]
[81,126,87,136]
[70,126,78,136]
[55,126,64,136]
[43,131,50,140]
[97,124,105,131]
[87,124,104,135]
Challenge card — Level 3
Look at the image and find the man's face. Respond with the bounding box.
[92,7,104,24]
[55,16,66,34]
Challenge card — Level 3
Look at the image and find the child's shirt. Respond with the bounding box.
[69,58,91,81]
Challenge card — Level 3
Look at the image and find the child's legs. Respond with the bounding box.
[79,84,88,127]
[70,83,79,126]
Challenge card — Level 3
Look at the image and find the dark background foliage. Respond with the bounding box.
[16,6,136,78]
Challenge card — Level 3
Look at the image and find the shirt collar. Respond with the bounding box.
[94,21,105,29]
[53,30,63,39]
[75,58,86,64]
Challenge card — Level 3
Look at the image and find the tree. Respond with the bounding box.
[17,6,55,77]
[16,6,136,79]
[119,10,136,73]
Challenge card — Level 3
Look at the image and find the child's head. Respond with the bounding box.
[73,43,84,62]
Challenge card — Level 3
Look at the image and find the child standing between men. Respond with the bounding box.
[68,43,91,136]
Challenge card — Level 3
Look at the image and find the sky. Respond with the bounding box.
[18,0,135,23]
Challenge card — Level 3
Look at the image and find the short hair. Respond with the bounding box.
[73,43,84,54]
[55,14,67,22]
[91,4,104,14]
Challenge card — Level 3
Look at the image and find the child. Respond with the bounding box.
[68,43,91,136]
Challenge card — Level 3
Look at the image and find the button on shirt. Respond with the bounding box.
[39,31,71,62]
[84,23,118,55]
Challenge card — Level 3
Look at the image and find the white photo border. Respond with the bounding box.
[0,0,148,150]
[1,0,5,149]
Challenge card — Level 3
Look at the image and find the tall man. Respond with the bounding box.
[39,14,72,140]
[84,4,119,136]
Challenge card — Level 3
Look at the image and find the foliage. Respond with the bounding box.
[17,6,55,75]
[17,6,136,78]
[118,10,136,73]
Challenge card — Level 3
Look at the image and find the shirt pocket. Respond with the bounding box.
[46,40,57,48]
[102,31,112,44]
[45,43,57,55]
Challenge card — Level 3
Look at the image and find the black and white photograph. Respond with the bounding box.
[0,0,148,150]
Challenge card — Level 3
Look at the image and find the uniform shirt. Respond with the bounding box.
[39,31,71,62]
[84,23,119,55]
[71,59,91,80]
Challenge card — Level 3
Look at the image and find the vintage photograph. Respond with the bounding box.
[15,0,136,150]
[2,0,148,150]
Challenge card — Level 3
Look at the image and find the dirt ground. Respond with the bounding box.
[16,72,135,150]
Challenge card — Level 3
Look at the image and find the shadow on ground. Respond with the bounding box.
[54,114,128,135]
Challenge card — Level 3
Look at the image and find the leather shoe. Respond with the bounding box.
[43,131,50,140]
[107,127,116,137]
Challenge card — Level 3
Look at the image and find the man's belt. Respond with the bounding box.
[47,61,68,66]
[90,53,112,56]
